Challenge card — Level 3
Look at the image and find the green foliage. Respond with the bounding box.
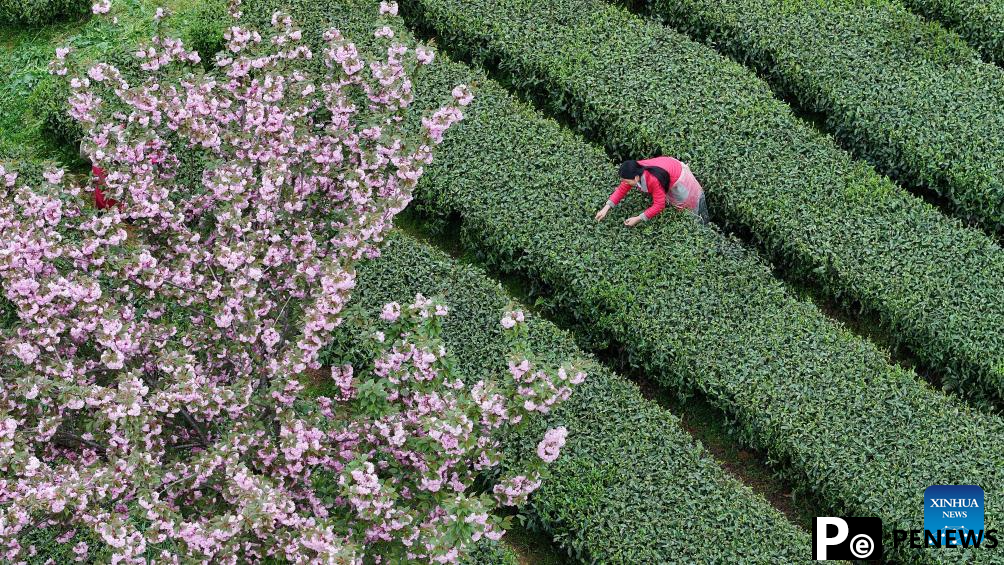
[0,18,86,167]
[349,233,810,563]
[460,540,519,565]
[178,0,228,62]
[317,5,1004,560]
[0,0,89,26]
[0,295,16,331]
[629,0,1004,237]
[897,0,1004,66]
[399,0,1004,407]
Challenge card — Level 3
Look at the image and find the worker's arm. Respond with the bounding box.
[596,180,632,221]
[607,180,631,207]
[625,184,666,227]
[639,183,666,220]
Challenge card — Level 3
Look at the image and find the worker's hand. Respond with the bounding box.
[624,216,644,227]
[595,205,610,222]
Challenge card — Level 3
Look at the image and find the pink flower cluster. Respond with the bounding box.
[305,295,583,560]
[500,309,525,329]
[492,474,543,507]
[380,1,399,16]
[537,426,567,463]
[507,359,586,416]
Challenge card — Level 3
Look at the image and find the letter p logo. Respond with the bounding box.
[812,517,883,560]
[814,517,849,559]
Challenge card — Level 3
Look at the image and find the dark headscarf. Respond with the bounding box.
[619,159,671,192]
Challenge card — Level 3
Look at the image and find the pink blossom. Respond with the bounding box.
[91,0,111,14]
[43,168,65,184]
[415,46,435,65]
[493,474,542,506]
[72,542,88,562]
[536,427,567,463]
[501,310,524,329]
[381,302,401,322]
[379,1,398,15]
[13,343,38,364]
[214,311,233,328]
[452,84,474,107]
[261,327,280,349]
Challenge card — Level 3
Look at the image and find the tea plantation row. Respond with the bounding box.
[627,0,1004,237]
[898,0,1004,66]
[398,0,1004,407]
[345,232,809,563]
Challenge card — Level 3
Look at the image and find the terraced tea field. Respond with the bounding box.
[4,0,1004,562]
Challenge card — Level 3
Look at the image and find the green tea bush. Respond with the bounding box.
[898,0,1004,66]
[348,233,810,563]
[400,0,1004,407]
[460,540,520,565]
[29,78,80,150]
[0,0,88,26]
[177,0,228,62]
[628,0,1004,237]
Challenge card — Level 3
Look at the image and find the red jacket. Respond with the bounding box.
[608,156,683,219]
[92,165,119,210]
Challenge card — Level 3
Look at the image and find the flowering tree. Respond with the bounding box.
[0,1,582,562]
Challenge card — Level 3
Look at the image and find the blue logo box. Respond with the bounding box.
[924,485,985,547]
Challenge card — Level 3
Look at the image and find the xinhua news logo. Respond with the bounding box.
[890,485,998,549]
[922,485,986,547]
[813,517,883,560]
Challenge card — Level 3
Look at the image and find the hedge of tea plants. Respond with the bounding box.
[399,0,1004,406]
[627,0,1004,237]
[460,540,520,565]
[359,22,1004,563]
[345,232,810,563]
[897,0,1004,66]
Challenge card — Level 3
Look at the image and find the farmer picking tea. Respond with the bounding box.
[596,157,709,225]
